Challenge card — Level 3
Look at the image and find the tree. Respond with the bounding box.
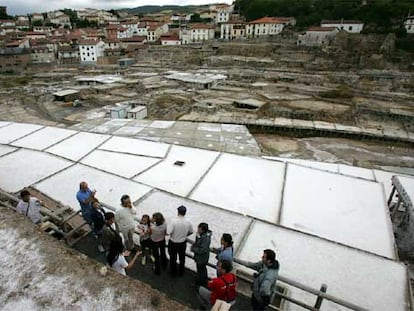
[190,13,203,23]
[32,20,43,27]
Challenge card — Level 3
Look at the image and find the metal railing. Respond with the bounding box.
[0,189,373,311]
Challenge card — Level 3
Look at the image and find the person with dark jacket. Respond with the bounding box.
[101,212,122,252]
[191,222,211,287]
[90,201,106,252]
[239,249,279,311]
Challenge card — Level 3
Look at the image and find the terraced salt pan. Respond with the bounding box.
[237,222,407,311]
[81,149,160,179]
[0,144,17,157]
[137,191,252,249]
[280,164,396,259]
[135,145,219,196]
[396,175,414,203]
[0,149,72,192]
[0,121,10,128]
[338,164,375,180]
[12,127,77,150]
[99,136,169,158]
[34,164,152,211]
[46,132,109,161]
[190,154,285,222]
[0,123,43,144]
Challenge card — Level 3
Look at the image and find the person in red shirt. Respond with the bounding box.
[198,259,237,309]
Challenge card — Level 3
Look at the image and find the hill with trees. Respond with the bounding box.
[234,0,414,33]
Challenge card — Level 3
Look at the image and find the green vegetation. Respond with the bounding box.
[235,0,414,33]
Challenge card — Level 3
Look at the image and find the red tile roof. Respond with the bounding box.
[321,20,363,25]
[121,36,146,42]
[190,23,215,29]
[307,26,337,32]
[78,39,100,45]
[248,17,288,24]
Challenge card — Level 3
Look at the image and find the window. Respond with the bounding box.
[87,52,90,56]
[349,26,353,31]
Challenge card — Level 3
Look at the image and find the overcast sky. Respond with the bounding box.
[4,0,232,15]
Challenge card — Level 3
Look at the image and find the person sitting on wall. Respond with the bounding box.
[198,259,237,309]
[16,189,42,225]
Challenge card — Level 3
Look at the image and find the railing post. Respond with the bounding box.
[314,283,327,309]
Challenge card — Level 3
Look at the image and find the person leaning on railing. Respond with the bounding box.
[237,249,280,311]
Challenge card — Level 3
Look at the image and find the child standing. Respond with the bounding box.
[137,214,153,265]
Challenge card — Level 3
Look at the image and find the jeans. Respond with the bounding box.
[198,286,212,309]
[151,239,167,274]
[168,241,186,276]
[251,294,268,311]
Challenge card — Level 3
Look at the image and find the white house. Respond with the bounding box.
[297,26,339,46]
[33,26,54,34]
[246,17,287,38]
[216,9,230,24]
[404,15,414,34]
[220,20,245,40]
[78,39,105,64]
[182,24,215,43]
[31,13,44,22]
[320,19,364,33]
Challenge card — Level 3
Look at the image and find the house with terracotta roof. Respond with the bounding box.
[221,19,245,40]
[78,39,105,64]
[25,32,47,40]
[160,33,181,45]
[320,19,364,33]
[120,36,147,49]
[297,26,339,46]
[245,17,292,38]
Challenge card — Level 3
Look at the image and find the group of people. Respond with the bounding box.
[12,181,279,311]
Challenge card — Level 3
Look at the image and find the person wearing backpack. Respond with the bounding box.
[198,259,237,309]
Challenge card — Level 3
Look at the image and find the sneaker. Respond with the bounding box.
[150,255,155,263]
[141,256,146,265]
[97,244,105,253]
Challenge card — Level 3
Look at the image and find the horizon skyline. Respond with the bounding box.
[2,0,233,16]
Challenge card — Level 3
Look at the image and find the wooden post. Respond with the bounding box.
[387,186,396,207]
[314,284,327,309]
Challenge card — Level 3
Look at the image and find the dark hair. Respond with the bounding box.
[120,194,130,205]
[141,214,150,225]
[219,259,233,273]
[20,190,30,198]
[105,212,115,221]
[198,222,209,233]
[152,212,165,226]
[264,249,276,263]
[222,233,233,247]
[107,238,124,267]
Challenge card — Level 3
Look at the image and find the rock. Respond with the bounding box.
[99,266,108,277]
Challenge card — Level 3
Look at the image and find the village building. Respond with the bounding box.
[180,24,215,44]
[31,13,44,22]
[297,26,339,46]
[78,39,105,64]
[30,45,55,64]
[220,20,245,40]
[160,33,181,45]
[57,45,79,64]
[320,19,364,33]
[245,17,289,38]
[0,47,30,73]
[404,15,414,34]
